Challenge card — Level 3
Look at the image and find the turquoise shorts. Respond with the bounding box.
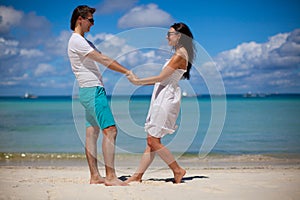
[79,86,115,129]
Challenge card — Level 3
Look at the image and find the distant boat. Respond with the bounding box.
[182,91,197,97]
[182,91,188,97]
[23,92,38,99]
[243,92,257,98]
[243,92,268,98]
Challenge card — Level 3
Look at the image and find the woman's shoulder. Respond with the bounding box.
[176,47,188,60]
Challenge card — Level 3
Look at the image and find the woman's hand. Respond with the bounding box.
[127,71,141,85]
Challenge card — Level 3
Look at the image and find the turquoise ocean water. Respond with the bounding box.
[0,94,299,156]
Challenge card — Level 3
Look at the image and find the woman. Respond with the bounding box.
[127,22,195,184]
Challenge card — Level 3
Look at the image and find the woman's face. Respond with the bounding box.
[166,27,180,46]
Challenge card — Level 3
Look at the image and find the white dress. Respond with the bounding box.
[145,60,186,138]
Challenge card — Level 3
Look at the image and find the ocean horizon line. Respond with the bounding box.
[1,93,300,99]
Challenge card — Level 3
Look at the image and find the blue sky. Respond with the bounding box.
[0,0,299,96]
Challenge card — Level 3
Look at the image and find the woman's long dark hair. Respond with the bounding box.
[171,22,196,80]
[70,5,96,31]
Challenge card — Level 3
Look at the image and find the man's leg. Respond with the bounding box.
[102,126,128,186]
[85,126,105,184]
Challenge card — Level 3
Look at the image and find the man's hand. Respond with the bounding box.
[126,71,141,85]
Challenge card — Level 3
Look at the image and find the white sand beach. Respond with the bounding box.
[0,154,299,200]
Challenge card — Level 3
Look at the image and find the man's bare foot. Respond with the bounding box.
[173,168,186,184]
[125,175,142,184]
[90,176,105,184]
[105,177,129,186]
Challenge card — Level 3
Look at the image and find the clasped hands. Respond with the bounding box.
[126,71,141,85]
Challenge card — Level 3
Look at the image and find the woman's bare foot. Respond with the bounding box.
[125,175,142,184]
[173,168,186,184]
[90,176,105,184]
[105,177,129,186]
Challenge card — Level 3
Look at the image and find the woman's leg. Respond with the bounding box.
[147,135,186,183]
[126,145,155,183]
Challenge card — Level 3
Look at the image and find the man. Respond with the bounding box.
[68,5,132,186]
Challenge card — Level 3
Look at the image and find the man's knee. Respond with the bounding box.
[102,126,117,139]
[86,126,100,137]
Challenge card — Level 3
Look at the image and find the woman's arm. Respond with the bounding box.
[129,54,187,85]
[87,50,130,75]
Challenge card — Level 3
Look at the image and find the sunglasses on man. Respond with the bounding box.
[84,17,94,24]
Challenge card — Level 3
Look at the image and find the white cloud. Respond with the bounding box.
[20,49,43,58]
[0,73,29,86]
[0,6,53,49]
[87,33,133,59]
[0,6,73,95]
[0,37,19,58]
[214,29,300,93]
[96,0,138,14]
[118,4,174,28]
[12,73,29,81]
[34,63,55,76]
[0,6,23,34]
[0,81,18,86]
[87,32,167,68]
[18,12,52,49]
[46,30,71,56]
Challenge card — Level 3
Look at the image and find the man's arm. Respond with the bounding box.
[87,50,130,75]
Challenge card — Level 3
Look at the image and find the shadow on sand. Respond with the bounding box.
[119,175,209,183]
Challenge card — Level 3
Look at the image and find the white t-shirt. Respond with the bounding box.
[68,33,104,88]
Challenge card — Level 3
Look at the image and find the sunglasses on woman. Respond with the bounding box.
[167,31,178,37]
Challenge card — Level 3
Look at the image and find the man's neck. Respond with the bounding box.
[74,27,84,37]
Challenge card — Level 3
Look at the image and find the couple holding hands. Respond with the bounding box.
[68,5,195,186]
